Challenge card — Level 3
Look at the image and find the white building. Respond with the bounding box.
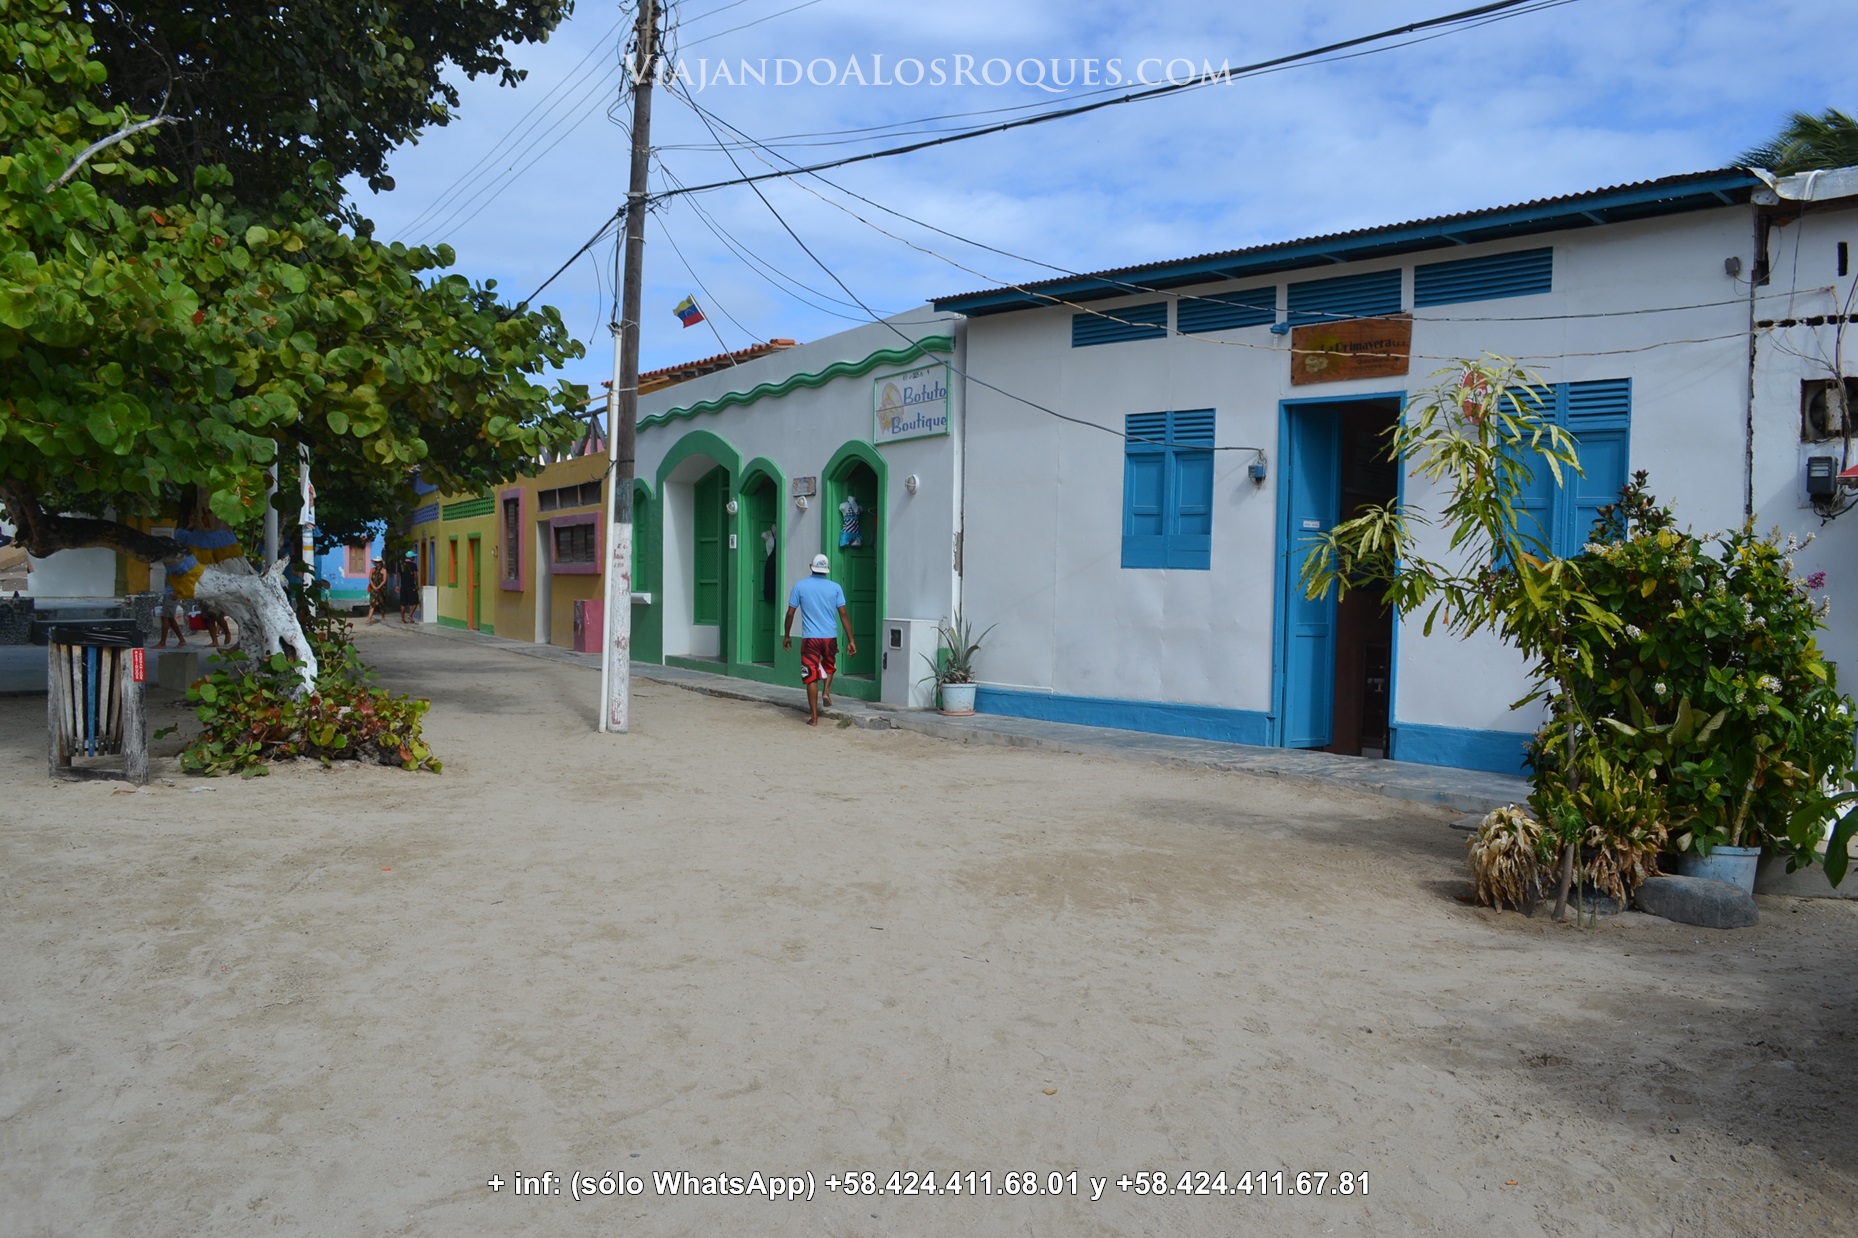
[632,311,965,704]
[928,168,1858,773]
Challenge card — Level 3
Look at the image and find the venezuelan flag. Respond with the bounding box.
[673,295,704,328]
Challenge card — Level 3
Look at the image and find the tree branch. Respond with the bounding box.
[48,113,175,190]
[0,482,184,561]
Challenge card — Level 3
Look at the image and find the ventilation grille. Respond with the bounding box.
[1126,409,1215,448]
[1286,269,1401,326]
[1414,247,1552,307]
[1177,288,1275,334]
[1565,378,1630,423]
[1073,301,1168,347]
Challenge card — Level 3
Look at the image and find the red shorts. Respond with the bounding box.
[799,637,837,685]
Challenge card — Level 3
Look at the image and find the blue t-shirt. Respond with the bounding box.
[787,575,847,638]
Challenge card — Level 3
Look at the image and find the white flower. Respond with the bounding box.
[1654,681,1669,697]
[1757,704,1770,716]
[1625,624,1643,639]
[1758,675,1782,693]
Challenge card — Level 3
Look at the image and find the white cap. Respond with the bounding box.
[810,553,830,574]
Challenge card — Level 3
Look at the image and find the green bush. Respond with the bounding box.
[1536,473,1854,865]
[177,640,440,777]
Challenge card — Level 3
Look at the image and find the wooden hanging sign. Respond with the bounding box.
[1289,315,1412,385]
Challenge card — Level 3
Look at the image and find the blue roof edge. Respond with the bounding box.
[932,169,1760,316]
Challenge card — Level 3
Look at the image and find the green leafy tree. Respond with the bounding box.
[71,0,575,206]
[1738,107,1858,174]
[1301,358,1622,916]
[0,0,586,563]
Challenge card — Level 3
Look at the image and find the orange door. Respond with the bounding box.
[467,536,482,630]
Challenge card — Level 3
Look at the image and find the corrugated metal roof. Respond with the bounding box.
[933,168,1760,315]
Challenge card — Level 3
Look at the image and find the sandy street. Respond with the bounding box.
[2,624,1856,1236]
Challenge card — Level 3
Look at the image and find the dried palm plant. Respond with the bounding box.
[1466,804,1555,911]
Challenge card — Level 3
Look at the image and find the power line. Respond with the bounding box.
[523,0,1568,308]
[526,0,1570,307]
[674,86,1267,454]
[400,14,627,237]
[651,0,1571,201]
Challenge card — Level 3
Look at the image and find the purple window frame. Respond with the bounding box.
[549,512,602,576]
[499,486,526,592]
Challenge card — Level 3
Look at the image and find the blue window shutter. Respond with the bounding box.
[1126,410,1169,446]
[1123,409,1216,570]
[1564,378,1631,426]
[1169,449,1214,569]
[1562,427,1629,554]
[1286,269,1401,326]
[1170,408,1216,448]
[1123,445,1168,569]
[1074,301,1168,347]
[1413,248,1552,307]
[1177,288,1275,334]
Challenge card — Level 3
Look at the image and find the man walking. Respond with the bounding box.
[783,553,858,726]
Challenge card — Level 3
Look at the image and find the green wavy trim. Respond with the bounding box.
[639,335,954,430]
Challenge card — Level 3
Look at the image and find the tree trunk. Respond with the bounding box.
[193,559,318,692]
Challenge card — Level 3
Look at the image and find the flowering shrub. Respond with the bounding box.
[1536,473,1854,863]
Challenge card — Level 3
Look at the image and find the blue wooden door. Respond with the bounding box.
[1281,411,1340,748]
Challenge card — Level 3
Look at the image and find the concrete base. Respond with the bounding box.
[156,649,203,693]
[1755,852,1858,900]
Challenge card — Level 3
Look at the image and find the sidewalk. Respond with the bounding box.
[396,621,1529,815]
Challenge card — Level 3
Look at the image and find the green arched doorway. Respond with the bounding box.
[739,470,781,665]
[822,448,883,692]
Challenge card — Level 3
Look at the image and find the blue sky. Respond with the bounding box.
[350,0,1858,394]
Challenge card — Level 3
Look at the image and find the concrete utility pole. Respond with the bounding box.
[599,0,658,734]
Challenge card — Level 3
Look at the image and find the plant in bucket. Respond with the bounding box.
[922,612,994,715]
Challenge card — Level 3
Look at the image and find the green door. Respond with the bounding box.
[692,466,726,631]
[829,462,879,681]
[743,476,779,664]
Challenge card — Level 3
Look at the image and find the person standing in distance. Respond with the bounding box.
[783,552,858,726]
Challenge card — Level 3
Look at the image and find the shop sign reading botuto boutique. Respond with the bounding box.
[872,363,950,445]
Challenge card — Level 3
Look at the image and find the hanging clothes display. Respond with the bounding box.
[838,496,863,548]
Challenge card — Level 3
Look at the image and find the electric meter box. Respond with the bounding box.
[880,618,940,709]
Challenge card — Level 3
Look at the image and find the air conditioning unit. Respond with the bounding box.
[880,618,940,709]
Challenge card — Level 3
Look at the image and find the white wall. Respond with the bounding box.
[26,548,117,597]
[1750,198,1858,680]
[960,205,1762,743]
[635,310,965,655]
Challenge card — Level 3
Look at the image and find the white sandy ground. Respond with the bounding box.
[2,624,1856,1237]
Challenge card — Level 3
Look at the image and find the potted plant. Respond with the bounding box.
[922,611,994,715]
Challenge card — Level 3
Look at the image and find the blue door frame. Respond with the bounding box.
[1270,391,1407,750]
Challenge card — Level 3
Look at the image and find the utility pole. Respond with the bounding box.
[599,0,658,734]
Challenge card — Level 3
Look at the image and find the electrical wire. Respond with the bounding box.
[650,0,1571,200]
[652,209,757,353]
[673,87,1264,454]
[669,87,1765,368]
[654,1,1573,157]
[528,0,1570,302]
[400,14,628,238]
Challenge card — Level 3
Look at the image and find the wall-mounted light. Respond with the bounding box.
[795,495,809,513]
[725,498,739,515]
[904,474,920,495]
[1248,453,1268,484]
